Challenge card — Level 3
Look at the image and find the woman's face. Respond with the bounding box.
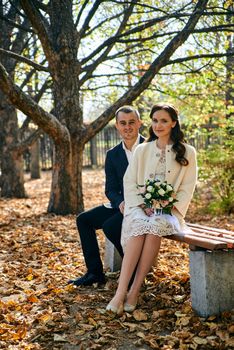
[151,109,176,139]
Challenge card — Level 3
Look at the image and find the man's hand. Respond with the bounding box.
[119,201,125,214]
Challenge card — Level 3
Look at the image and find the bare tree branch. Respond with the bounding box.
[19,78,52,135]
[0,48,49,71]
[84,0,209,142]
[0,63,69,145]
[80,12,193,65]
[75,0,90,28]
[19,0,55,64]
[0,14,34,33]
[80,4,233,65]
[19,116,31,135]
[81,45,149,74]
[0,7,35,34]
[79,0,103,38]
[10,16,31,54]
[31,0,49,13]
[115,24,234,44]
[84,11,126,37]
[11,128,42,154]
[167,52,234,66]
[19,57,47,89]
[8,0,26,18]
[34,79,52,103]
[80,2,135,86]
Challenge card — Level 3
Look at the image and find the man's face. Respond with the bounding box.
[115,111,142,142]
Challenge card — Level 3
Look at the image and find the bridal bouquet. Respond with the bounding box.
[138,179,178,215]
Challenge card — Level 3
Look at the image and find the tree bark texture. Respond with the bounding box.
[30,139,40,179]
[226,4,234,118]
[0,91,25,197]
[47,139,84,214]
[43,1,83,213]
[0,4,26,197]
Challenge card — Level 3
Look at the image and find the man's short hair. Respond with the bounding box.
[115,105,140,120]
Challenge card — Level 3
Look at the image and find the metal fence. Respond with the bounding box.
[23,125,121,171]
[83,125,121,167]
[23,124,221,171]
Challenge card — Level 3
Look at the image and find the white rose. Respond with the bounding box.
[166,185,173,191]
[145,193,152,199]
[158,188,165,196]
[147,185,153,192]
[169,197,174,202]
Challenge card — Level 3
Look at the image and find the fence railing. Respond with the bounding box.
[83,125,121,167]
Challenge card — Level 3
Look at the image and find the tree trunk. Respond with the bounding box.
[38,0,85,214]
[30,139,40,179]
[0,3,26,198]
[0,92,25,198]
[47,138,84,214]
[90,136,98,167]
[226,4,234,119]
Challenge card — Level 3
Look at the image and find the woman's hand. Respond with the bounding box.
[139,204,154,217]
[144,207,154,216]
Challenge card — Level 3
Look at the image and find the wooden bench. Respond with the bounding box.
[104,223,234,317]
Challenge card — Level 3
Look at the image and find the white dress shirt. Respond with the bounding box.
[122,134,141,163]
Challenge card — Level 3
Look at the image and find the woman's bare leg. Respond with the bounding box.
[126,234,161,306]
[107,235,145,309]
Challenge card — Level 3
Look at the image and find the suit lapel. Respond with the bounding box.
[139,135,145,144]
[117,135,145,172]
[118,142,128,169]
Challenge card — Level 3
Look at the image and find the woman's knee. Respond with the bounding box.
[127,235,145,246]
[145,234,162,251]
[147,234,161,242]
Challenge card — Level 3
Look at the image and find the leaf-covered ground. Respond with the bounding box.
[0,170,233,350]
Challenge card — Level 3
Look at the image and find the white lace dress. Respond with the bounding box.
[121,148,180,251]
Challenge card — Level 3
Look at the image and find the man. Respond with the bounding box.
[69,105,144,286]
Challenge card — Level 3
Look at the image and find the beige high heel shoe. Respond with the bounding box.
[123,302,136,312]
[106,302,124,315]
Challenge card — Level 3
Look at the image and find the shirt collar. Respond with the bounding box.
[122,134,141,152]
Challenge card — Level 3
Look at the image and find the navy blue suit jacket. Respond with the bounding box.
[105,136,145,209]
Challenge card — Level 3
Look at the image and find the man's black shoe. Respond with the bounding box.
[68,272,106,287]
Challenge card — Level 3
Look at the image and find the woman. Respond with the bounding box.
[106,103,197,315]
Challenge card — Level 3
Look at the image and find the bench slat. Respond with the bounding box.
[190,227,234,240]
[167,233,228,250]
[187,223,234,236]
[185,231,234,248]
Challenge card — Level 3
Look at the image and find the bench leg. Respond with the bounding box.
[189,250,234,317]
[104,238,122,272]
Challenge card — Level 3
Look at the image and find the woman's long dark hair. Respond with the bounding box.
[147,103,188,166]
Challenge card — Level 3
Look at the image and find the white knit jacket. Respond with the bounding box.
[123,141,198,220]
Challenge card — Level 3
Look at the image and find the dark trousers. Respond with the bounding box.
[76,205,124,275]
